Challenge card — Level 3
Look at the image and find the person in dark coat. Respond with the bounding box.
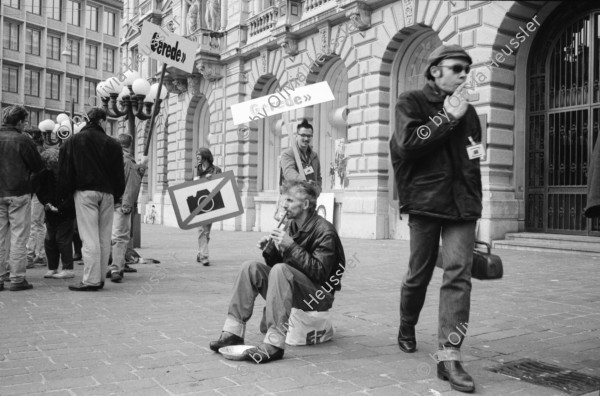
[59,108,125,291]
[390,44,482,393]
[36,148,76,279]
[208,180,345,364]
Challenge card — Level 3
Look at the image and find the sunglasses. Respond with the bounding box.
[437,64,471,74]
[298,134,313,139]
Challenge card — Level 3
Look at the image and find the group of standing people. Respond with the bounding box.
[0,106,147,292]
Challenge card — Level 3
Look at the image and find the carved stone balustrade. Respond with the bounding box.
[247,6,279,37]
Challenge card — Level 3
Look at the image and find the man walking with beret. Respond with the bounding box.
[390,44,482,393]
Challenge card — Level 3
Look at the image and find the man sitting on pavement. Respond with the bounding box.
[209,180,345,363]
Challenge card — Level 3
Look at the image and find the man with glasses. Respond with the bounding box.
[280,119,322,193]
[0,106,44,291]
[390,45,482,393]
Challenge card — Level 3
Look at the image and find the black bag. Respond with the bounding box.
[471,240,503,280]
[435,240,503,280]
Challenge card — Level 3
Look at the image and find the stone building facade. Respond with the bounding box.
[1,0,123,135]
[121,0,600,241]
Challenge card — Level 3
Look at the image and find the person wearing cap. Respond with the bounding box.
[0,105,44,291]
[194,147,221,266]
[389,44,482,393]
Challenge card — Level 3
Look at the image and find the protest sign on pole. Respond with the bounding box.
[139,21,199,155]
[167,171,244,229]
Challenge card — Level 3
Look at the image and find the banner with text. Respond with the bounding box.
[139,21,197,73]
[231,81,335,125]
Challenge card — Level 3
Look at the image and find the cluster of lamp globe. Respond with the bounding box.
[37,70,167,140]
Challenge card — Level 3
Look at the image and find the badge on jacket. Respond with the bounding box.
[466,137,485,160]
[303,165,315,175]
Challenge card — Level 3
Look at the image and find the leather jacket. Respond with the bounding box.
[263,211,346,292]
[0,125,44,197]
[390,82,483,220]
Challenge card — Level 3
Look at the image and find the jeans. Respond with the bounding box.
[400,214,475,351]
[197,223,212,264]
[74,191,114,286]
[110,209,131,273]
[0,232,9,280]
[27,195,46,261]
[45,219,74,271]
[0,194,31,283]
[223,260,334,349]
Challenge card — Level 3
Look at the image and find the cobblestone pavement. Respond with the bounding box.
[1,223,599,395]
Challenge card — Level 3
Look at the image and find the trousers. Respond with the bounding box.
[45,218,74,271]
[74,191,114,286]
[27,195,46,261]
[110,209,131,273]
[400,214,475,351]
[197,223,212,264]
[0,194,31,283]
[223,260,333,349]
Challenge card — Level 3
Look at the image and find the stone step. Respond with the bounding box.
[503,232,600,243]
[493,238,600,256]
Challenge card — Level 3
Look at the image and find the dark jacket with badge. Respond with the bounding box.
[58,123,125,202]
[263,211,345,293]
[390,82,482,220]
[0,125,44,198]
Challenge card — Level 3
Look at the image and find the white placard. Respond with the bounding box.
[316,193,335,224]
[231,82,335,125]
[139,21,198,73]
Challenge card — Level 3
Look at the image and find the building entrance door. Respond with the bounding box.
[527,12,600,235]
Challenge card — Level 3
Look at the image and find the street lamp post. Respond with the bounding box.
[96,70,168,248]
[96,71,167,137]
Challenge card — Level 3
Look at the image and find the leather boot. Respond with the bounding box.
[243,343,284,364]
[437,360,475,393]
[209,331,244,352]
[397,322,416,353]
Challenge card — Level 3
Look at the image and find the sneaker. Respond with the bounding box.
[52,270,74,279]
[44,270,58,278]
[73,253,82,261]
[9,279,33,291]
[26,260,35,269]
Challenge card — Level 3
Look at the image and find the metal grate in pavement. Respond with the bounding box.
[489,358,600,396]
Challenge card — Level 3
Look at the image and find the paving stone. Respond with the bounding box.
[1,225,599,395]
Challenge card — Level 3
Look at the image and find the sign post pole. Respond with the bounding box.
[144,63,167,156]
